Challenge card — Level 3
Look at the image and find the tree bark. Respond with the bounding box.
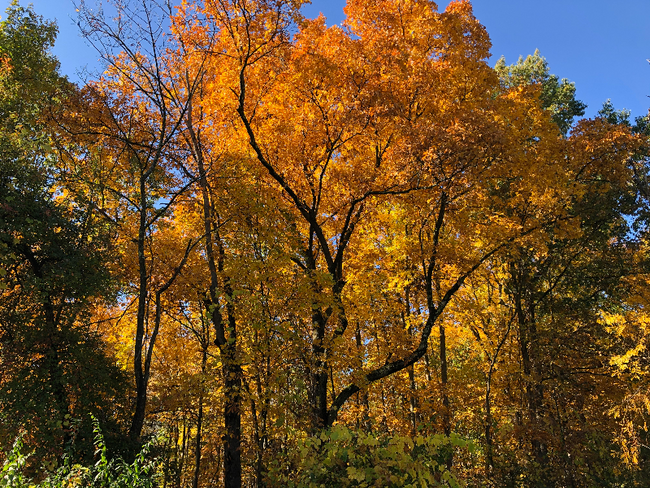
[439,322,453,469]
[513,262,548,473]
[129,173,149,441]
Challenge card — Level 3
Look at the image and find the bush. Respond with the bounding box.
[0,419,159,488]
[266,426,471,487]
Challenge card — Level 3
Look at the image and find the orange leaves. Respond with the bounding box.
[56,1,650,482]
[568,117,641,185]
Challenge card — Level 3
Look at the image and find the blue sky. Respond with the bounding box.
[3,0,650,120]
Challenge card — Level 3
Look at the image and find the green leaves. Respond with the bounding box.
[0,420,160,488]
[0,437,33,488]
[267,426,465,487]
[495,49,586,135]
[0,2,62,133]
[0,0,126,467]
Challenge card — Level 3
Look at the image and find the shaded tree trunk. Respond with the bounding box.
[439,322,452,469]
[193,339,209,488]
[512,262,548,474]
[190,119,242,486]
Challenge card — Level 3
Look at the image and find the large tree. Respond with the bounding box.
[170,1,639,485]
[0,1,127,465]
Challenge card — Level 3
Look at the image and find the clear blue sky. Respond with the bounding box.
[3,0,650,120]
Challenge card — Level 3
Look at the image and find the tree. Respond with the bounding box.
[66,0,204,444]
[495,49,586,136]
[0,1,127,466]
[456,54,644,485]
[174,2,638,482]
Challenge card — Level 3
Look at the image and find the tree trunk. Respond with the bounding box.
[439,322,453,469]
[189,104,243,487]
[130,175,149,441]
[355,325,371,431]
[513,263,548,473]
[312,322,329,429]
[43,296,72,451]
[222,342,242,488]
[193,341,208,488]
[485,365,494,478]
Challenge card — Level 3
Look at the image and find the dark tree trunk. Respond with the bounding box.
[513,263,548,472]
[439,322,452,469]
[218,230,243,488]
[222,342,242,488]
[129,175,149,441]
[355,325,371,431]
[312,309,330,429]
[44,297,72,450]
[485,364,495,478]
[193,340,208,488]
[187,100,243,487]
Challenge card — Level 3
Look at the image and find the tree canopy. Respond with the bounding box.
[1,0,650,487]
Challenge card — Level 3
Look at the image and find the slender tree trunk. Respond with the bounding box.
[484,315,512,480]
[251,322,271,487]
[131,188,193,442]
[404,287,419,435]
[408,365,418,435]
[424,352,433,383]
[355,325,371,431]
[130,174,149,441]
[439,323,451,435]
[188,103,242,487]
[193,400,204,488]
[193,342,208,488]
[43,297,72,451]
[485,365,495,478]
[439,322,452,468]
[513,263,547,474]
[552,393,576,488]
[250,397,262,488]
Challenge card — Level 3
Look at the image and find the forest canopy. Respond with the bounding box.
[1,0,650,487]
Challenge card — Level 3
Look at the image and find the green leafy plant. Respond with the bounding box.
[267,426,470,487]
[0,419,159,488]
[0,437,32,488]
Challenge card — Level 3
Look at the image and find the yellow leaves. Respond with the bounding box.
[53,3,650,482]
[602,290,650,374]
[611,344,645,372]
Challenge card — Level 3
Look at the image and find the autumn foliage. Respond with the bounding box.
[2,0,650,487]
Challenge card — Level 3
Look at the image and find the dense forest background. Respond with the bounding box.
[1,0,650,486]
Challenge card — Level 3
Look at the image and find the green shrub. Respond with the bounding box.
[267,426,470,487]
[1,437,32,488]
[0,419,159,488]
